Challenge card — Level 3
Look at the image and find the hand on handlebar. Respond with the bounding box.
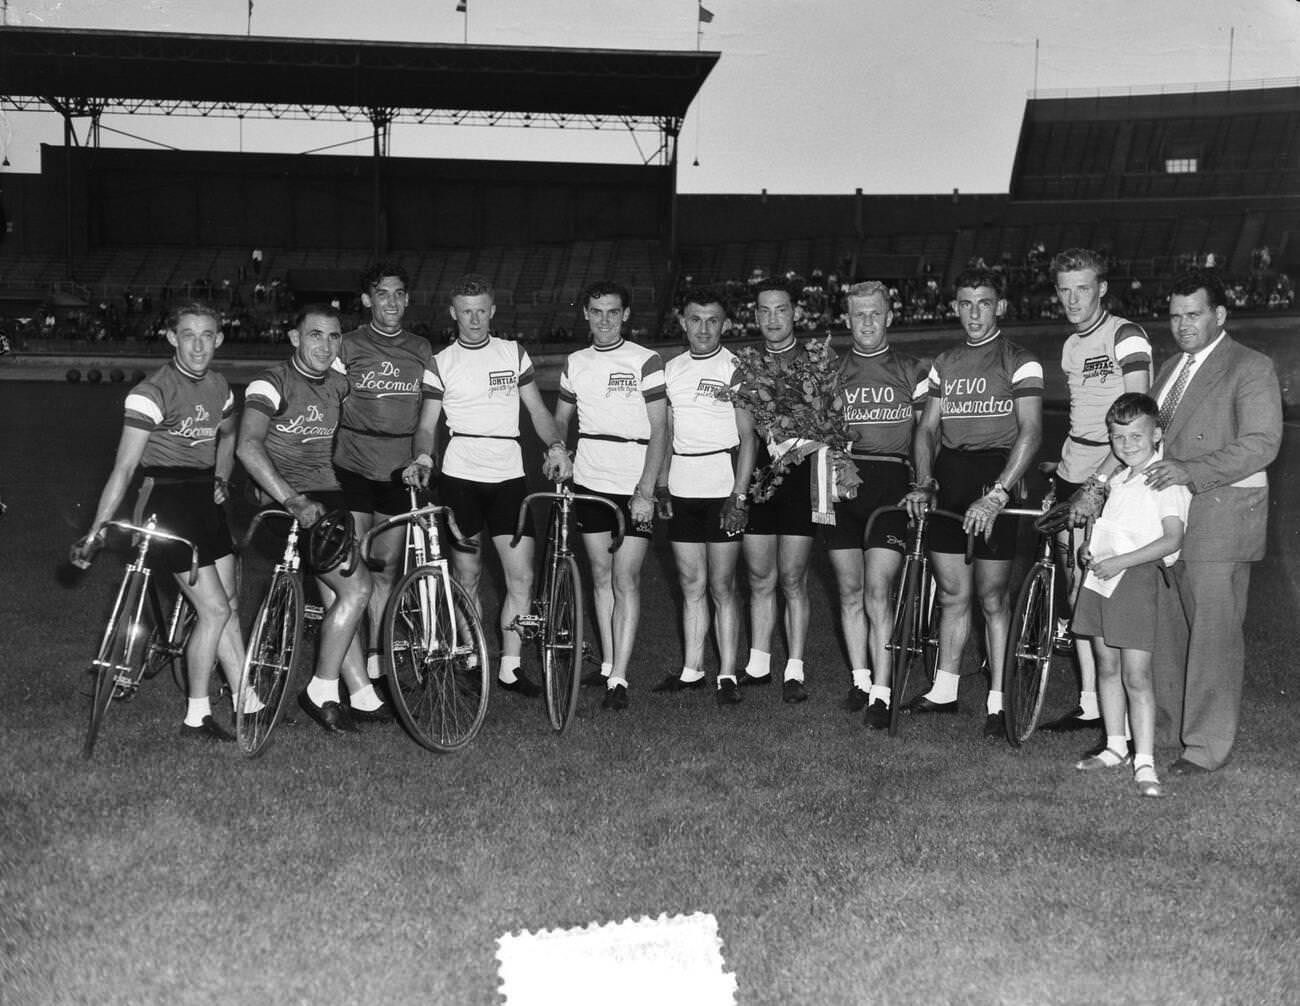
[542,444,573,483]
[1068,477,1107,526]
[901,486,935,522]
[402,454,437,489]
[285,493,327,529]
[69,531,104,570]
[963,490,1008,543]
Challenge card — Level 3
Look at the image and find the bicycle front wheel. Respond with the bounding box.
[83,571,150,759]
[543,554,584,733]
[236,571,305,757]
[887,557,925,738]
[383,566,490,752]
[1004,564,1055,748]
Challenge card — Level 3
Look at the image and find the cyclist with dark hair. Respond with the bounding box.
[332,261,439,686]
[426,274,572,698]
[554,280,668,710]
[903,267,1043,739]
[72,301,245,741]
[238,303,388,734]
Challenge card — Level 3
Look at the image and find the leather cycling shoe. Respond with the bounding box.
[903,695,959,714]
[782,679,808,704]
[1040,708,1103,733]
[180,715,235,742]
[841,686,870,712]
[297,692,359,734]
[498,674,542,698]
[581,669,609,689]
[652,674,707,693]
[349,702,394,723]
[601,683,629,710]
[715,678,742,706]
[736,670,772,688]
[982,711,1007,740]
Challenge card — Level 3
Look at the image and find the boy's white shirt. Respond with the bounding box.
[1083,445,1192,598]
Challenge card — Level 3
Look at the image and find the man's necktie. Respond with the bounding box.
[1158,354,1194,428]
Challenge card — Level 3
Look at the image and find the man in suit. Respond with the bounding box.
[1144,268,1282,774]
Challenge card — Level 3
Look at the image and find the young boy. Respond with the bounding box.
[1071,393,1191,797]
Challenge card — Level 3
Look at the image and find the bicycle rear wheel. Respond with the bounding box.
[887,558,925,737]
[1004,564,1055,748]
[236,571,305,757]
[383,565,490,752]
[83,571,150,759]
[543,554,584,733]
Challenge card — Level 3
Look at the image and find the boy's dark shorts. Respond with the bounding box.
[1072,561,1164,652]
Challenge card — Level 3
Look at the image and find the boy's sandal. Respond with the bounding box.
[1074,748,1131,771]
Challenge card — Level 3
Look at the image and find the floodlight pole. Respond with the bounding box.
[662,115,683,335]
[368,107,394,255]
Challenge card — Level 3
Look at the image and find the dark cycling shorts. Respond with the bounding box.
[140,479,233,574]
[826,459,910,553]
[1053,473,1084,505]
[334,464,409,517]
[438,475,532,540]
[573,483,651,541]
[931,449,1018,560]
[668,496,735,545]
[746,455,816,537]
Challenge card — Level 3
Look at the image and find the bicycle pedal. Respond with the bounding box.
[304,604,326,621]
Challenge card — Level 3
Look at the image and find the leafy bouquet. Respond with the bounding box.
[721,336,862,521]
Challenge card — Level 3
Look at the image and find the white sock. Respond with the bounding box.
[680,666,705,684]
[498,655,522,684]
[1079,690,1100,719]
[784,658,805,683]
[350,683,382,712]
[607,675,627,690]
[1106,735,1128,756]
[926,669,960,704]
[745,649,771,677]
[851,668,871,691]
[1133,753,1155,771]
[184,696,211,727]
[366,651,382,681]
[986,690,1003,715]
[307,675,339,707]
[717,672,737,686]
[868,684,891,706]
[238,689,265,715]
[600,661,614,679]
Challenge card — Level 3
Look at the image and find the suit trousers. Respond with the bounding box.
[1155,559,1251,769]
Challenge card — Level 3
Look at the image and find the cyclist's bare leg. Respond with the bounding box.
[1055,529,1098,704]
[864,547,904,688]
[314,563,373,689]
[706,539,742,679]
[356,511,402,664]
[491,532,535,665]
[671,540,711,672]
[777,534,813,667]
[743,533,778,667]
[212,553,244,693]
[974,557,1013,693]
[929,550,973,696]
[607,535,649,682]
[828,547,868,671]
[584,530,617,674]
[175,562,236,710]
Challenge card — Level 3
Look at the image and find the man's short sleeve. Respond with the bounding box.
[123,381,165,430]
[640,353,666,402]
[243,370,284,417]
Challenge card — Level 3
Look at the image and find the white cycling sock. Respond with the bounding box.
[680,666,705,684]
[184,696,211,727]
[986,690,1003,715]
[1079,690,1101,719]
[307,675,339,707]
[784,658,805,683]
[745,649,771,677]
[349,683,382,712]
[869,684,891,706]
[925,669,960,703]
[498,655,522,684]
[851,668,871,691]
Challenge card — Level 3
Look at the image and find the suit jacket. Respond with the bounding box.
[1153,332,1282,563]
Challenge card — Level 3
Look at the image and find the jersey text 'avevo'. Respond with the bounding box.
[928,333,1043,452]
[837,346,928,457]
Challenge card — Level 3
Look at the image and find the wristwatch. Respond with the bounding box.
[733,492,749,505]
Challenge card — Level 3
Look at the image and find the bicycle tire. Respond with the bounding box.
[887,558,924,737]
[1004,564,1055,748]
[543,554,584,733]
[235,571,305,757]
[83,571,150,759]
[383,566,490,752]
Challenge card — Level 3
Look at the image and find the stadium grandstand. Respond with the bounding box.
[0,25,1296,355]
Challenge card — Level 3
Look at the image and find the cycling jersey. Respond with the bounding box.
[430,336,535,483]
[244,358,349,493]
[836,345,927,458]
[663,345,741,499]
[123,360,233,471]
[927,332,1043,451]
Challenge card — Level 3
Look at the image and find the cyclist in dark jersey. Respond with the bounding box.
[331,262,439,685]
[238,303,390,734]
[903,268,1043,739]
[72,302,245,742]
[828,282,928,729]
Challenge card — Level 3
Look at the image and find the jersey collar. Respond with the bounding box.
[1075,311,1110,338]
[170,357,206,382]
[290,356,329,384]
[966,328,1001,348]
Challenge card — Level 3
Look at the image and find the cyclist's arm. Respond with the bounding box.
[213,412,237,504]
[911,396,943,486]
[553,399,576,442]
[236,408,297,506]
[996,395,1043,492]
[657,408,674,488]
[412,398,440,463]
[520,381,565,450]
[85,425,150,537]
[637,398,670,500]
[732,404,758,499]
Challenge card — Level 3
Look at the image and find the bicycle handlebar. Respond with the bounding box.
[238,507,362,577]
[100,519,200,586]
[359,504,474,568]
[864,504,974,563]
[512,482,626,553]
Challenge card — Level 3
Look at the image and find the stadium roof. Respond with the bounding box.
[0,26,719,128]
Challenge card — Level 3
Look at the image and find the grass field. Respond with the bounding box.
[2,379,1298,1005]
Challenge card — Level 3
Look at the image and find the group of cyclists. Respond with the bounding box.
[71,247,1152,745]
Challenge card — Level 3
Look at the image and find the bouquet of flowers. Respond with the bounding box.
[721,335,862,523]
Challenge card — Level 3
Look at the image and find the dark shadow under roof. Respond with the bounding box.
[0,26,719,121]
